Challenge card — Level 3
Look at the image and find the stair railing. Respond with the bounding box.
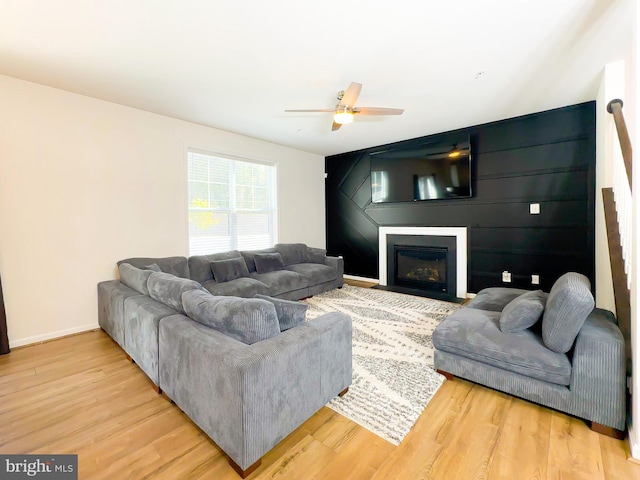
[608,99,633,193]
[604,98,633,373]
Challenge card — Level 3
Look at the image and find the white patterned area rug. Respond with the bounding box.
[304,284,460,446]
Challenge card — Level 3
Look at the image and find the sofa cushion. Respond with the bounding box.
[118,263,154,295]
[433,308,572,385]
[241,247,277,273]
[145,263,162,272]
[285,263,337,285]
[307,247,327,264]
[202,277,270,298]
[189,251,242,283]
[254,252,285,274]
[147,272,204,314]
[211,257,250,283]
[466,287,533,312]
[255,294,308,331]
[499,290,548,333]
[275,243,308,265]
[118,256,189,278]
[542,272,595,353]
[182,290,280,345]
[251,270,309,297]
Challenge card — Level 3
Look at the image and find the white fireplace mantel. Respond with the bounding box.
[378,226,468,298]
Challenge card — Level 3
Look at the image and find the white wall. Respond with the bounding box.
[0,75,326,347]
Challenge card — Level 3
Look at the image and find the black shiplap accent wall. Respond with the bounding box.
[325,102,596,293]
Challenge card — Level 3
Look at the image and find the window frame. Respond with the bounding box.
[185,147,279,256]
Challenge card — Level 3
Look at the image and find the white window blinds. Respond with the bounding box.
[187,150,277,256]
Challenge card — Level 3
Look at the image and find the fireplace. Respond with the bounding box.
[378,227,467,301]
[394,246,448,292]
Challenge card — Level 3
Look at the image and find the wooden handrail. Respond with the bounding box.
[607,99,633,193]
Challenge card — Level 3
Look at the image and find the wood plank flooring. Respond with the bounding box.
[1,331,639,479]
[343,278,379,288]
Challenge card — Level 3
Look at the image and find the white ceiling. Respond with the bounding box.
[0,0,633,156]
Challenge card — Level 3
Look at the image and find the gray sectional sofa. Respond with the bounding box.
[97,244,351,476]
[190,242,343,299]
[433,272,626,436]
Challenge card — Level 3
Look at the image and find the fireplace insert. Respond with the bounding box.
[394,245,448,293]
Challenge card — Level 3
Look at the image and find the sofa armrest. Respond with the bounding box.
[324,255,344,276]
[97,280,144,347]
[465,287,532,312]
[569,308,626,430]
[158,312,352,469]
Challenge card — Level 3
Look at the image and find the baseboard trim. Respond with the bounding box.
[344,274,379,284]
[10,323,99,349]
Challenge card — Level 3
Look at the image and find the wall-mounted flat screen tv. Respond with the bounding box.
[370,137,472,203]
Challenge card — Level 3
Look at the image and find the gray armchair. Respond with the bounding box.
[433,273,626,437]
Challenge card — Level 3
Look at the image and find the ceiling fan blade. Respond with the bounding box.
[331,121,342,131]
[354,107,404,116]
[340,82,362,107]
[285,109,335,112]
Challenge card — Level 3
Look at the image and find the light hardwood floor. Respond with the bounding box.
[343,278,379,289]
[1,330,638,479]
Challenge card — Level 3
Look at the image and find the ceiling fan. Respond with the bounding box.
[285,82,404,131]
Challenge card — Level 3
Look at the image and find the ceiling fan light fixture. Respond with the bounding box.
[284,82,403,131]
[333,107,354,125]
[448,145,461,158]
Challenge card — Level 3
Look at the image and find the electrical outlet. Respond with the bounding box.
[502,271,512,283]
[530,203,540,214]
[532,274,540,285]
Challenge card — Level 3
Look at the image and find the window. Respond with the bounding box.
[187,150,277,255]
